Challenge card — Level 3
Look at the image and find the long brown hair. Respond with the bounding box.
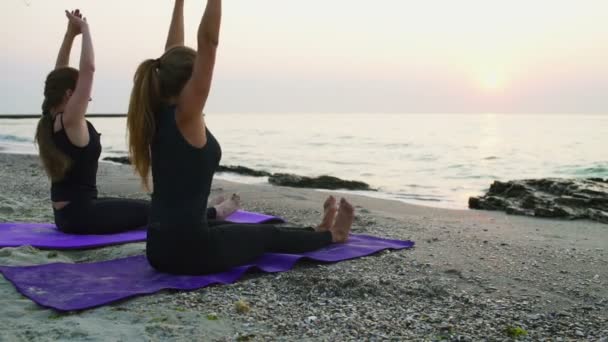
[35,67,79,181]
[127,46,196,189]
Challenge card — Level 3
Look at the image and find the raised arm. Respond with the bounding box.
[177,0,221,123]
[165,0,185,51]
[55,9,83,69]
[62,11,95,128]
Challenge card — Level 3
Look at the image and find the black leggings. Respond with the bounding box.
[53,197,219,235]
[146,223,333,275]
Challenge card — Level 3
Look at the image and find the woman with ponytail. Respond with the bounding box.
[37,10,238,235]
[129,0,355,275]
[34,9,150,234]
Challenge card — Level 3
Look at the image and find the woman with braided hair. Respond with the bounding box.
[36,9,238,234]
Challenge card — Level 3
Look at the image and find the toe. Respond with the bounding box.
[343,200,354,212]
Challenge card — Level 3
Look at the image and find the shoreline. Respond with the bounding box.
[2,150,474,211]
[0,152,606,340]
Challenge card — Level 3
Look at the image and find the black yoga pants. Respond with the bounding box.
[146,222,333,275]
[53,197,219,234]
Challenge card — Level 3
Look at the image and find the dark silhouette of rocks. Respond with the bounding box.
[103,157,372,191]
[269,173,374,191]
[469,178,608,223]
[216,165,271,177]
[104,156,131,164]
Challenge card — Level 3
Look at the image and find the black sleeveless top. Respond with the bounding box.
[50,115,102,202]
[150,105,222,227]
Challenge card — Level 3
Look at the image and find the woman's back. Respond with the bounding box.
[150,105,221,226]
[50,118,101,201]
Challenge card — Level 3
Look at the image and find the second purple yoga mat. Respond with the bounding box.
[0,234,414,311]
[0,210,284,250]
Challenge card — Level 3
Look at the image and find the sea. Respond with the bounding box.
[1,113,606,209]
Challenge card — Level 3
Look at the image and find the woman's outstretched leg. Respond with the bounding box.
[204,198,354,272]
[55,197,149,234]
[147,197,355,275]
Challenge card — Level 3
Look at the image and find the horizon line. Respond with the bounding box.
[1,112,607,119]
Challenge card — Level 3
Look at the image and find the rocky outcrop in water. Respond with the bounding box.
[104,156,131,164]
[103,157,373,191]
[269,173,374,191]
[216,165,271,177]
[469,178,608,223]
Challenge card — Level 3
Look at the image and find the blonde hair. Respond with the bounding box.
[35,67,79,181]
[127,46,196,189]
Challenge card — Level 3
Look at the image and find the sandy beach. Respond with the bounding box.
[0,152,606,341]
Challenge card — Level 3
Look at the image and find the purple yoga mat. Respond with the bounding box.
[0,234,414,311]
[0,210,284,250]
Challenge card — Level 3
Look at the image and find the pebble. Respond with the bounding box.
[305,316,317,323]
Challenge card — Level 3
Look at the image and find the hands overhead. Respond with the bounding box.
[65,9,88,37]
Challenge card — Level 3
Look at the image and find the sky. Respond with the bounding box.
[0,0,606,114]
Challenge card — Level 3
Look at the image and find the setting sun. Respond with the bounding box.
[478,71,507,91]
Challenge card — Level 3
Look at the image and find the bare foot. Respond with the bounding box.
[208,195,225,207]
[329,198,354,243]
[215,193,241,220]
[316,195,338,232]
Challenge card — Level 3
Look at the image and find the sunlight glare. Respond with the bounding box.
[478,71,506,91]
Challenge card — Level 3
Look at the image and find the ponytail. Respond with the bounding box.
[35,103,71,182]
[127,59,161,190]
[35,67,78,181]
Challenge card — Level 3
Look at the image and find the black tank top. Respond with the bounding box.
[150,105,222,227]
[50,115,102,201]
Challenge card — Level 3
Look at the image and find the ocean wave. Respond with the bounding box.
[0,134,32,144]
[394,193,442,202]
[447,164,468,169]
[384,143,411,149]
[573,165,608,176]
[446,174,498,180]
[557,163,608,177]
